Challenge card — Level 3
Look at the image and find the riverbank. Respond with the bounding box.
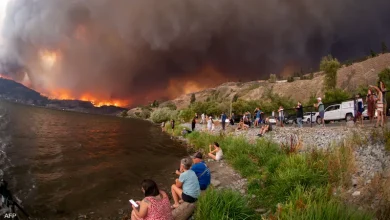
[165,122,390,219]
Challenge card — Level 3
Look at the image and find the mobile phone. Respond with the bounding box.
[129,199,138,208]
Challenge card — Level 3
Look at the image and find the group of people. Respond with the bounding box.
[130,143,223,220]
[364,82,387,127]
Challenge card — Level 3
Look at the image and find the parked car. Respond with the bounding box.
[303,112,319,123]
[362,105,378,120]
[319,100,356,124]
[284,115,297,124]
[268,116,277,124]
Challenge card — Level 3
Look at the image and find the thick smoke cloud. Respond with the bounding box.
[0,0,389,106]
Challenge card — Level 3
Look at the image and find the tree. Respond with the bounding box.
[232,94,239,102]
[179,108,195,122]
[382,41,388,54]
[151,100,159,108]
[190,93,196,104]
[323,88,351,105]
[269,74,277,83]
[309,72,314,79]
[370,49,377,57]
[159,101,177,110]
[120,110,128,118]
[320,55,341,90]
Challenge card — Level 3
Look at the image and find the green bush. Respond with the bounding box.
[287,76,294,82]
[159,101,177,110]
[320,55,341,90]
[139,109,151,119]
[120,110,128,118]
[279,186,373,220]
[190,93,196,104]
[323,88,351,105]
[194,189,255,220]
[178,108,195,122]
[269,74,277,83]
[150,107,177,123]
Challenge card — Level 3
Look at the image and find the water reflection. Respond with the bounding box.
[1,102,187,219]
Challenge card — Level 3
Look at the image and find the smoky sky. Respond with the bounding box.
[0,0,389,106]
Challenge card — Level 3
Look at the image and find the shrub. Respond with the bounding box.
[320,55,341,90]
[194,189,255,220]
[323,88,351,105]
[269,74,277,83]
[150,107,177,123]
[370,49,377,57]
[382,41,388,54]
[287,76,295,82]
[159,101,177,110]
[120,110,128,118]
[178,108,195,122]
[190,93,196,104]
[279,186,373,220]
[383,129,390,152]
[139,109,151,119]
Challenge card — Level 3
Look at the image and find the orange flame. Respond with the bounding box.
[43,89,129,107]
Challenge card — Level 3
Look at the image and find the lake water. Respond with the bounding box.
[0,101,187,219]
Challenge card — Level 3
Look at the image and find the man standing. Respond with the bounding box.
[191,116,196,131]
[278,106,284,127]
[354,94,364,126]
[314,98,325,127]
[221,112,227,130]
[296,102,303,128]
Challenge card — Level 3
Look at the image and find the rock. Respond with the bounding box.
[211,180,221,187]
[352,178,358,187]
[239,189,245,194]
[172,202,196,220]
[352,191,361,197]
[78,214,87,219]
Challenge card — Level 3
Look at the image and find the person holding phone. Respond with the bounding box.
[131,179,172,220]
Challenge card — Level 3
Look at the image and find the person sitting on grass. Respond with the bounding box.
[208,142,223,161]
[171,157,200,209]
[131,179,173,220]
[257,118,273,137]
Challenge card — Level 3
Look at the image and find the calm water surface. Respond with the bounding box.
[0,101,187,219]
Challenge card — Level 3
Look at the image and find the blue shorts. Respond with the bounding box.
[319,111,325,118]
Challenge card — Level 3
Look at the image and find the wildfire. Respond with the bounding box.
[39,49,61,70]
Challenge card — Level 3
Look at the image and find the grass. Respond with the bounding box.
[170,125,375,219]
[279,186,373,220]
[194,189,255,220]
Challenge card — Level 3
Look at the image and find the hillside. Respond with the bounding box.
[164,53,390,110]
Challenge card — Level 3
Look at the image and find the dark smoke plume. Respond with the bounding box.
[0,0,389,106]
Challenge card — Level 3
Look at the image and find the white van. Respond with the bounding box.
[321,100,357,123]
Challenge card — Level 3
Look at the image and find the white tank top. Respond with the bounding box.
[216,148,223,160]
